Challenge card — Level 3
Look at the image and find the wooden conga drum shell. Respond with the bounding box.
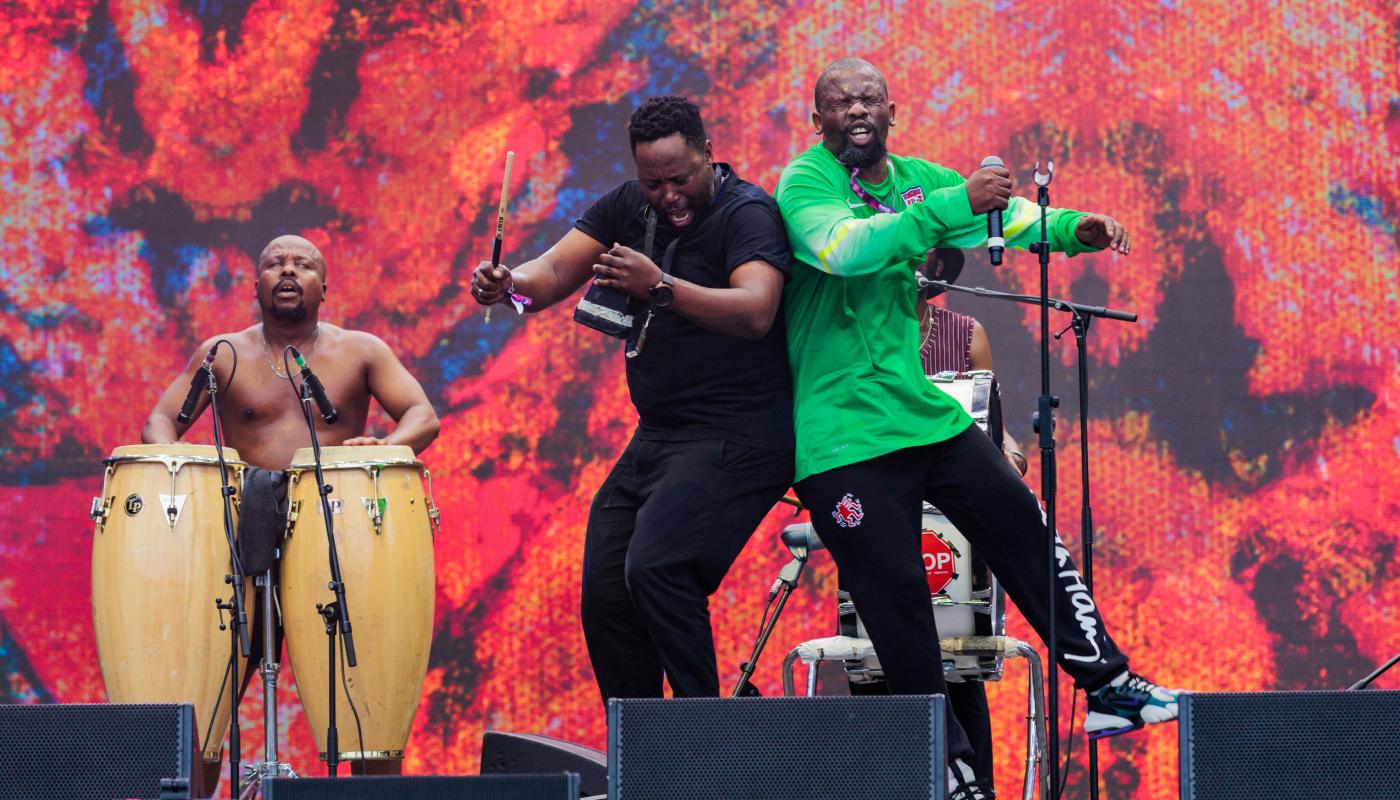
[91,443,249,763]
[281,445,435,761]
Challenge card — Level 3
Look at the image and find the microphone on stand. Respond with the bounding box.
[176,345,218,424]
[980,155,1005,266]
[289,346,339,424]
[780,523,826,559]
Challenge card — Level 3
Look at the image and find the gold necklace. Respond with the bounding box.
[262,324,320,378]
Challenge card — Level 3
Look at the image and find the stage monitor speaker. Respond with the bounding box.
[0,702,200,800]
[607,695,947,800]
[480,731,607,797]
[1180,690,1400,800]
[263,774,580,799]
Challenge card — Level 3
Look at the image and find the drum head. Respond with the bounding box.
[287,444,417,469]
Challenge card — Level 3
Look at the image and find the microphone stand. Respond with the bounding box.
[292,371,358,777]
[732,554,808,697]
[926,215,1136,799]
[204,345,251,800]
[1023,162,1063,798]
[1063,305,1103,800]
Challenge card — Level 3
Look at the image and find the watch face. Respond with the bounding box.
[650,283,674,307]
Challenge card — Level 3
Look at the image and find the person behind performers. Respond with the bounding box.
[470,96,795,702]
[142,233,440,775]
[918,248,1027,476]
[775,58,1180,799]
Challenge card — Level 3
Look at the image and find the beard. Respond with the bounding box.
[836,135,887,170]
[265,299,308,322]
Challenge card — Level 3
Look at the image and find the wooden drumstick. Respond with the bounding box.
[484,151,514,323]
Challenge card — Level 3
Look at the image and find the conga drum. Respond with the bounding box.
[281,445,437,763]
[90,443,249,764]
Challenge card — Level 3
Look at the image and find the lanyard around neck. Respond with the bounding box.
[848,161,897,214]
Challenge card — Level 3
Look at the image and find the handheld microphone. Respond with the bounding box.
[289,346,339,424]
[980,155,1005,266]
[176,345,218,424]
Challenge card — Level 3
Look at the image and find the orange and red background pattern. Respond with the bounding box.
[1,1,1397,797]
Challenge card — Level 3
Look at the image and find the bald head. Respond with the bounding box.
[258,235,325,276]
[814,57,887,110]
[812,58,896,172]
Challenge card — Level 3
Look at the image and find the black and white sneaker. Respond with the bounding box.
[947,758,995,800]
[1085,670,1181,740]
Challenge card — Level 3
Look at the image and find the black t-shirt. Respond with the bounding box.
[574,165,794,451]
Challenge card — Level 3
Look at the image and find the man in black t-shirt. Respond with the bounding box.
[471,96,794,701]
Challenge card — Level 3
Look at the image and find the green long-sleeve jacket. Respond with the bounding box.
[775,143,1096,482]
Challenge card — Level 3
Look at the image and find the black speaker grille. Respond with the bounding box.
[609,695,944,800]
[1180,690,1400,800]
[263,774,579,799]
[0,703,194,800]
[480,731,607,796]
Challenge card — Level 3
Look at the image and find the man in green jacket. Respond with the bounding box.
[775,58,1179,800]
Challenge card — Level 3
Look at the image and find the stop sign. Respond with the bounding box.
[922,530,957,594]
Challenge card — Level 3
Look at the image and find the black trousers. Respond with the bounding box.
[796,425,1128,764]
[581,435,793,700]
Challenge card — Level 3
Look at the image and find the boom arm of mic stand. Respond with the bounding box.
[917,279,1138,324]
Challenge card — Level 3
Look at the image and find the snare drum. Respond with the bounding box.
[929,370,1003,450]
[839,503,1007,682]
[280,445,438,762]
[90,444,249,763]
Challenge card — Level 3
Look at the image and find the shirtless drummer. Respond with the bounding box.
[143,234,439,466]
[141,234,439,775]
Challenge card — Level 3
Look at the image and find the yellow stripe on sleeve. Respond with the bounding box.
[816,220,855,274]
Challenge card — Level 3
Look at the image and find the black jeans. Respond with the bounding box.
[796,425,1128,764]
[581,435,793,701]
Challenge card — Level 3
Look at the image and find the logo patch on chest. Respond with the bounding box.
[901,186,925,205]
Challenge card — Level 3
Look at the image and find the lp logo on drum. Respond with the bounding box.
[123,494,143,516]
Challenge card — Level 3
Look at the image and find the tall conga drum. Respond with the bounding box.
[90,443,249,764]
[281,445,437,763]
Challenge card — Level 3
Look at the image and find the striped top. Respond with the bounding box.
[920,304,975,374]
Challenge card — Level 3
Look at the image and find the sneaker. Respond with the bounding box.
[947,758,995,800]
[1085,670,1181,740]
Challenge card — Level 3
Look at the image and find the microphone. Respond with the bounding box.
[980,155,1005,266]
[780,523,826,558]
[290,346,339,424]
[176,345,218,424]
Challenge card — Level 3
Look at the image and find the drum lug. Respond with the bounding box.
[362,497,385,534]
[91,464,116,533]
[422,468,441,540]
[284,499,302,539]
[90,496,112,530]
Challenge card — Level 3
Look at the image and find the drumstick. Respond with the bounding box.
[484,150,514,323]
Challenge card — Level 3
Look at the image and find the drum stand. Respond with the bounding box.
[238,564,297,799]
[203,349,253,800]
[291,373,359,778]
